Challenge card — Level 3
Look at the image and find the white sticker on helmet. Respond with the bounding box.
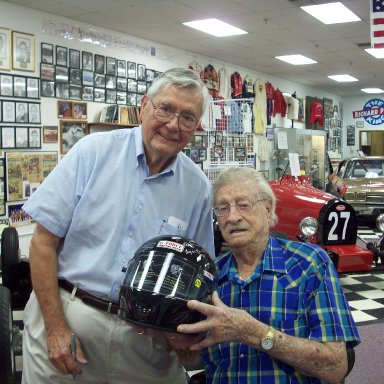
[157,240,185,253]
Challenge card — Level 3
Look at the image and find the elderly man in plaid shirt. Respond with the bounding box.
[178,166,360,384]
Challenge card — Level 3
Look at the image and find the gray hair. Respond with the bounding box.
[146,68,210,118]
[213,167,278,226]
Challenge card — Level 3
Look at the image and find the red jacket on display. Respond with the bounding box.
[309,99,323,126]
[231,72,243,99]
[272,88,287,117]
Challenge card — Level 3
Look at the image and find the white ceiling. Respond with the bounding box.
[4,0,380,97]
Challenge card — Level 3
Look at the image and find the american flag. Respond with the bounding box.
[371,0,384,48]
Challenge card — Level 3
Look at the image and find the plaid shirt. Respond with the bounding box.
[202,236,360,384]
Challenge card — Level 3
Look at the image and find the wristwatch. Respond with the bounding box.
[260,326,275,351]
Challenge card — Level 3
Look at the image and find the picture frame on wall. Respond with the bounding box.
[55,83,69,99]
[106,57,116,76]
[0,27,11,70]
[13,75,27,97]
[72,101,87,119]
[15,126,28,148]
[127,92,136,106]
[27,77,39,98]
[69,49,80,69]
[41,80,55,98]
[41,42,53,64]
[117,60,126,77]
[0,74,13,96]
[82,51,93,71]
[43,125,58,143]
[94,88,105,103]
[29,127,41,148]
[2,100,15,122]
[82,70,94,86]
[69,68,82,85]
[234,147,246,160]
[137,64,146,81]
[69,85,82,100]
[60,120,87,154]
[56,46,68,67]
[127,61,136,79]
[40,63,55,81]
[94,54,105,74]
[57,100,73,118]
[15,101,28,123]
[12,31,35,71]
[55,66,69,83]
[2,126,15,148]
[28,102,41,123]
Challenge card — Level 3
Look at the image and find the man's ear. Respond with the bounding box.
[139,95,148,121]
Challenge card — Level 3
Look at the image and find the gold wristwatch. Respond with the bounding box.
[260,326,275,351]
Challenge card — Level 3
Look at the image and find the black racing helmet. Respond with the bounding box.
[119,235,216,332]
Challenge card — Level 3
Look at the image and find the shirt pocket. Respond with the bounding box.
[154,217,187,237]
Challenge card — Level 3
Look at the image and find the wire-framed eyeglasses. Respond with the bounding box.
[213,199,266,217]
[149,98,198,132]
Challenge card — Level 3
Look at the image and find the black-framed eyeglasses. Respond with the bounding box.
[149,98,198,132]
[213,199,266,217]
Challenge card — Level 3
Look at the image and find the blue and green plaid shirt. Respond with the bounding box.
[201,236,360,384]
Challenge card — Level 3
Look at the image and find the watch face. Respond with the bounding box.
[261,338,274,350]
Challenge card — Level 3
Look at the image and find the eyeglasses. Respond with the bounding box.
[213,199,266,217]
[149,98,198,132]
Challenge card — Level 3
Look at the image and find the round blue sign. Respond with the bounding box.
[363,98,384,125]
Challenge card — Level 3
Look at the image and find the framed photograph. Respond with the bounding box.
[94,88,105,103]
[60,120,87,154]
[13,76,27,97]
[106,57,116,75]
[214,145,223,158]
[8,203,33,226]
[199,148,207,161]
[29,127,41,148]
[116,91,127,105]
[94,73,105,88]
[82,70,94,86]
[127,61,136,79]
[190,148,199,162]
[127,79,137,92]
[40,63,55,81]
[55,83,69,99]
[41,80,55,98]
[0,27,11,70]
[117,60,126,77]
[2,126,15,148]
[215,131,223,146]
[94,54,105,74]
[15,126,29,148]
[58,100,73,118]
[0,74,13,96]
[106,75,116,90]
[69,68,82,85]
[28,102,40,123]
[43,125,58,143]
[234,147,246,160]
[56,46,68,67]
[117,77,127,91]
[69,49,80,69]
[27,77,39,98]
[82,86,93,101]
[15,101,28,123]
[82,51,93,70]
[41,42,53,64]
[2,100,15,122]
[137,64,146,81]
[146,68,155,82]
[55,65,69,82]
[127,92,136,106]
[69,85,82,100]
[105,89,116,104]
[12,31,35,71]
[137,81,146,94]
[72,101,87,119]
[135,94,141,107]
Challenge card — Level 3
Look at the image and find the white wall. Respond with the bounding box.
[0,1,347,257]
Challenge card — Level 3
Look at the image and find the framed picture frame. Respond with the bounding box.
[234,147,246,160]
[214,145,223,158]
[55,66,69,82]
[0,27,11,70]
[69,85,82,100]
[137,81,146,94]
[15,126,29,148]
[94,73,105,88]
[13,75,27,97]
[127,61,136,79]
[127,92,136,106]
[82,51,93,71]
[60,120,87,154]
[94,54,105,74]
[0,74,13,96]
[82,86,93,101]
[69,68,82,85]
[40,80,55,98]
[41,42,53,64]
[105,89,116,104]
[199,148,207,161]
[12,31,35,71]
[117,60,126,77]
[43,125,58,143]
[106,75,116,90]
[106,57,116,75]
[28,102,41,123]
[137,64,146,81]
[2,126,15,148]
[116,92,127,105]
[56,80,70,97]
[146,68,155,82]
[56,46,68,67]
[57,100,73,118]
[72,101,87,119]
[69,49,80,69]
[29,127,41,148]
[190,148,199,162]
[117,77,127,91]
[40,63,55,81]
[94,88,105,103]
[2,100,15,122]
[215,131,223,146]
[26,77,39,98]
[127,79,137,92]
[82,70,94,86]
[15,101,28,123]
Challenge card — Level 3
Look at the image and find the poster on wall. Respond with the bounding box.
[5,151,58,202]
[346,125,355,146]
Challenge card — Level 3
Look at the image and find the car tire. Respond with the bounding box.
[1,227,20,291]
[270,231,290,240]
[0,285,16,384]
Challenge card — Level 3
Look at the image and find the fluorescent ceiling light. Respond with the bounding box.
[361,88,384,94]
[328,74,358,82]
[275,54,317,65]
[365,48,384,58]
[183,18,247,37]
[301,2,361,24]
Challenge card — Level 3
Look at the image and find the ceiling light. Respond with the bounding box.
[275,55,317,65]
[361,88,384,94]
[365,48,384,58]
[182,19,248,37]
[301,2,361,24]
[328,74,358,82]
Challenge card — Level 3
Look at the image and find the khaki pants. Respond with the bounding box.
[22,289,187,384]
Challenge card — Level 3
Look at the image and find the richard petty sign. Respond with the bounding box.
[353,98,384,125]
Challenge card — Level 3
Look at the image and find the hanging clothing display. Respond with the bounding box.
[265,81,275,125]
[287,95,299,120]
[258,135,268,162]
[272,88,287,117]
[240,102,253,133]
[309,99,323,126]
[242,76,255,98]
[227,100,242,133]
[253,79,267,134]
[230,72,243,99]
[203,64,219,97]
[218,67,231,99]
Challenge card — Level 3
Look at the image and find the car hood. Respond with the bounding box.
[344,177,384,190]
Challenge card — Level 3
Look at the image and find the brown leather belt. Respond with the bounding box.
[58,279,119,315]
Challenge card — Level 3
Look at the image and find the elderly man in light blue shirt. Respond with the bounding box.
[22,68,214,384]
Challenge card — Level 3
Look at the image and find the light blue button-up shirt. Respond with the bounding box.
[23,126,214,301]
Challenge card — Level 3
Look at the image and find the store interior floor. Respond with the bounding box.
[4,225,384,383]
